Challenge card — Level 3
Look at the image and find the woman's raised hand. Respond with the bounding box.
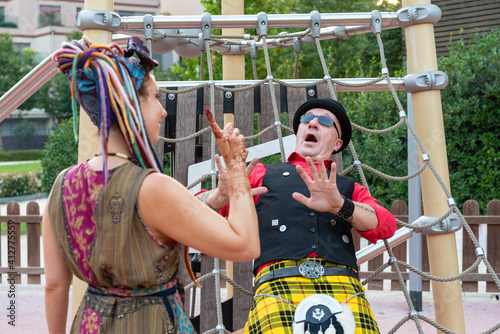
[206,109,248,174]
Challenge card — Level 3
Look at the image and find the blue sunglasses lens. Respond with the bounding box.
[300,114,334,127]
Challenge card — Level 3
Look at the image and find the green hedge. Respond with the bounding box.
[40,118,78,193]
[0,149,44,162]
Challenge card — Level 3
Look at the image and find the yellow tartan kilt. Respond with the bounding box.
[244,258,380,334]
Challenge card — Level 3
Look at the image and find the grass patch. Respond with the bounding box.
[0,222,41,235]
[0,162,42,174]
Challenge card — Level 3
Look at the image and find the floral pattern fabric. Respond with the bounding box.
[49,162,195,333]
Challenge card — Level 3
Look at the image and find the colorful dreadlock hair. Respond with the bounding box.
[52,36,164,181]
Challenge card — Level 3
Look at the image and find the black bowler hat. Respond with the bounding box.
[292,98,352,154]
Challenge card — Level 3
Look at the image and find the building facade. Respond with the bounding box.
[0,0,161,59]
[0,0,162,150]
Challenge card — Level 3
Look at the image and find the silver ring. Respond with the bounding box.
[232,130,240,134]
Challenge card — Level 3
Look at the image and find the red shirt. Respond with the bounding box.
[219,152,396,244]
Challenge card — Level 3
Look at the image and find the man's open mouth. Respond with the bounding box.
[305,133,318,142]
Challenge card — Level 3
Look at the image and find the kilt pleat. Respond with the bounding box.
[245,258,380,334]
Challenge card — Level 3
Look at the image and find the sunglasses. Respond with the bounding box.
[300,114,340,136]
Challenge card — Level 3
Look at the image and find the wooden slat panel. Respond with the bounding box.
[153,91,166,165]
[174,89,198,186]
[461,200,480,292]
[431,0,500,57]
[258,82,281,145]
[26,202,41,284]
[0,216,42,223]
[7,202,21,284]
[486,200,500,292]
[170,90,199,309]
[422,234,430,291]
[202,87,224,164]
[0,267,44,275]
[285,85,307,132]
[234,89,255,151]
[199,254,217,332]
[232,261,253,330]
[391,200,408,291]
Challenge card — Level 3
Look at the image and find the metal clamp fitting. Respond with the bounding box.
[332,26,349,40]
[404,71,448,93]
[422,154,430,162]
[397,4,442,28]
[414,214,462,235]
[257,12,268,37]
[310,10,321,38]
[293,37,301,53]
[250,42,258,59]
[399,110,407,118]
[74,10,121,32]
[143,14,154,40]
[200,12,212,51]
[201,13,212,40]
[475,247,485,257]
[217,45,246,55]
[370,10,382,34]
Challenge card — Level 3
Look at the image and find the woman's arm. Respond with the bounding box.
[139,112,260,262]
[42,204,73,334]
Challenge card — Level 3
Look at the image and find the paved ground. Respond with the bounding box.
[0,282,499,333]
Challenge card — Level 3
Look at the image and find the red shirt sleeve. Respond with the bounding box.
[218,162,267,217]
[352,183,397,244]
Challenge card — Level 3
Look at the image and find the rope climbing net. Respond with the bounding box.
[117,9,500,334]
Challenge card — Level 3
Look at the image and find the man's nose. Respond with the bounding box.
[308,116,320,128]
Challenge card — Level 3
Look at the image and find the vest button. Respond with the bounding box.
[330,219,336,227]
[311,244,317,249]
[283,172,290,176]
[309,212,315,217]
[279,225,287,232]
[342,235,350,244]
[310,228,316,233]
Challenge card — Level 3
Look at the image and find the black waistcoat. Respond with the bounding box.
[253,162,357,273]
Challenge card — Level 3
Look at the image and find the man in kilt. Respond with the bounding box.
[197,98,397,333]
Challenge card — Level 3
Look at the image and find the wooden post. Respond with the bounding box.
[71,0,114,318]
[401,0,465,333]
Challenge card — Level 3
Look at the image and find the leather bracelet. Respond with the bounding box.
[336,195,354,222]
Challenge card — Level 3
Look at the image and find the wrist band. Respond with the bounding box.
[336,195,354,221]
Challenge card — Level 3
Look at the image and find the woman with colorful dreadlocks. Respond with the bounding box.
[42,37,260,333]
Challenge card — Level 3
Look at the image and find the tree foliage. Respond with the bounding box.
[40,118,78,193]
[0,34,26,97]
[0,32,78,122]
[165,0,402,81]
[439,30,500,212]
